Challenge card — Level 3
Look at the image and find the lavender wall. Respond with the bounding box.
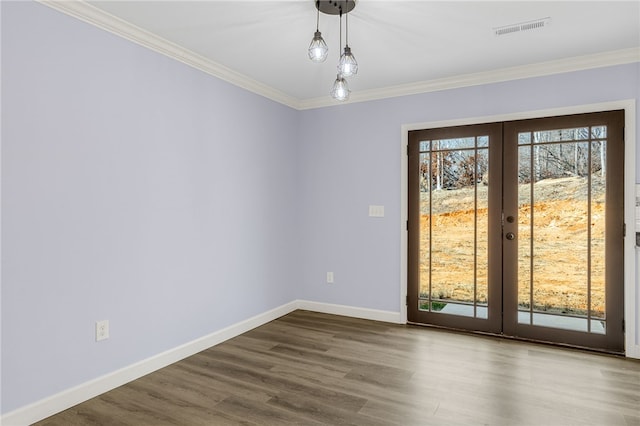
[1,2,299,413]
[297,64,640,312]
[2,0,640,418]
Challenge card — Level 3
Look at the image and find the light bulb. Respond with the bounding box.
[330,75,350,101]
[338,46,358,77]
[308,31,328,62]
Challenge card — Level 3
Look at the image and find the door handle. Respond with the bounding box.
[505,232,515,240]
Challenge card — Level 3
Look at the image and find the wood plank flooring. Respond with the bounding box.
[35,310,640,425]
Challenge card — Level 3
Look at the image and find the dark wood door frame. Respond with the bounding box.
[407,110,625,353]
[502,110,625,352]
[407,123,503,333]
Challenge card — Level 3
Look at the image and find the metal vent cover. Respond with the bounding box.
[494,17,551,36]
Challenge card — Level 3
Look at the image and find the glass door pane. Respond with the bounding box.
[516,129,604,333]
[418,138,489,318]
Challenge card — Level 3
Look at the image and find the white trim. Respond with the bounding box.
[0,0,3,420]
[0,301,299,426]
[400,100,639,359]
[297,300,403,324]
[400,139,408,325]
[300,49,640,110]
[7,283,634,426]
[35,0,639,111]
[36,0,301,110]
[0,300,404,425]
[624,105,639,359]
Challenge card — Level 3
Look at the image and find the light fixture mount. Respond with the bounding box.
[316,0,356,16]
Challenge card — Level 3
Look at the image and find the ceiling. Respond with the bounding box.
[76,1,640,108]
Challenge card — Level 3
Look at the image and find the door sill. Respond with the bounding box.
[406,321,625,357]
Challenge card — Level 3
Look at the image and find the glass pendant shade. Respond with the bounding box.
[308,31,329,62]
[338,46,358,77]
[330,74,350,101]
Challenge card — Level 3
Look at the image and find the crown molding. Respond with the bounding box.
[37,0,302,110]
[36,1,639,111]
[299,47,640,110]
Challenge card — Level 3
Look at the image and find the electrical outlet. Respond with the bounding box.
[96,320,109,342]
[326,272,334,284]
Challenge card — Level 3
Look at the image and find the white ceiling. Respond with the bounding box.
[81,1,640,107]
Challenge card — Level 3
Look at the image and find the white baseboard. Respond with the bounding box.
[1,300,401,425]
[1,301,299,426]
[5,295,634,425]
[296,300,404,324]
[627,345,640,359]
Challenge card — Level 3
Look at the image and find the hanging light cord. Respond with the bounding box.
[345,10,349,47]
[315,0,320,31]
[339,10,343,59]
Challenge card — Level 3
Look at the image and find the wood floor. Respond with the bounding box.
[36,310,640,425]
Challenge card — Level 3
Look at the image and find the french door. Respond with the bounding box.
[407,110,625,353]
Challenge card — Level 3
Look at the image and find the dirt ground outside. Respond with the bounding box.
[419,175,606,318]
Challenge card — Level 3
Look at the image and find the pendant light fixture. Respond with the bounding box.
[330,9,350,101]
[307,1,328,62]
[307,0,358,101]
[330,74,350,101]
[338,11,358,77]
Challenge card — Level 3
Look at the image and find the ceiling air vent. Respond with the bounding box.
[494,17,551,36]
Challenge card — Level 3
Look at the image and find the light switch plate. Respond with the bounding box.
[369,205,385,217]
